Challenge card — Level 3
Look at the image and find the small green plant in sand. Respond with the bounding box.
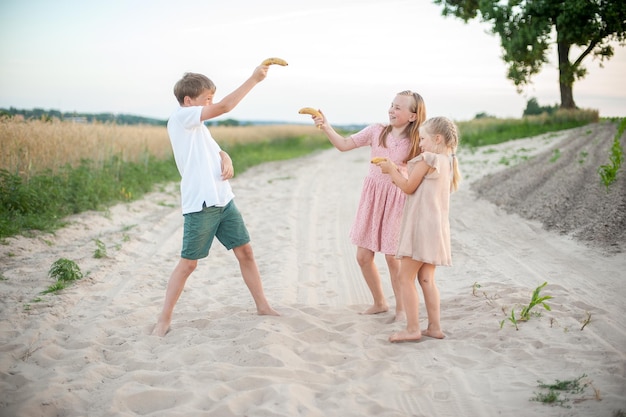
[530,374,600,408]
[549,148,561,162]
[472,281,482,296]
[93,238,107,258]
[519,281,552,321]
[42,258,83,294]
[502,308,520,330]
[500,282,552,329]
[497,151,531,167]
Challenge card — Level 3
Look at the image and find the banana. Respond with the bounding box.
[298,107,322,118]
[261,57,288,66]
[370,157,387,164]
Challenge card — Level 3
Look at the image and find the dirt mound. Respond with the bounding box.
[472,121,626,254]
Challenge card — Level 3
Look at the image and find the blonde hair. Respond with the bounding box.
[420,116,462,192]
[377,90,427,163]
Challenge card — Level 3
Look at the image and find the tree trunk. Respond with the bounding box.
[557,41,576,109]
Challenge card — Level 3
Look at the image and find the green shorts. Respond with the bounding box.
[181,200,250,260]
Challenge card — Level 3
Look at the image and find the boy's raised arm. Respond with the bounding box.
[201,65,268,121]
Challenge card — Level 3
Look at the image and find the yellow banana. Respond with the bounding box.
[261,57,288,66]
[298,107,322,118]
[370,157,387,164]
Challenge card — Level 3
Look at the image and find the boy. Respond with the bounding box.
[153,65,279,337]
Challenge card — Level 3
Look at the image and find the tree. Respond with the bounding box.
[523,97,559,116]
[433,0,626,109]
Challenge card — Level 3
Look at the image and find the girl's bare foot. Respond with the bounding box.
[359,304,389,315]
[394,311,406,322]
[422,327,445,339]
[257,306,280,316]
[152,319,171,337]
[389,329,421,343]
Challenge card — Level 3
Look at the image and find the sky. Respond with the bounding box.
[1,0,625,125]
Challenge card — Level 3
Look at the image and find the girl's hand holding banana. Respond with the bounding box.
[371,157,396,174]
[299,107,324,129]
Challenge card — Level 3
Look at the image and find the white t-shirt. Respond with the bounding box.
[167,106,234,214]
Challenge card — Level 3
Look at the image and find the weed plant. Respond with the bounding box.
[500,282,552,329]
[530,374,592,408]
[42,258,83,294]
[519,281,552,321]
[93,239,107,258]
[597,117,625,189]
[580,311,592,331]
[549,149,561,162]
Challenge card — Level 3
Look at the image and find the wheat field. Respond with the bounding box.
[0,118,326,179]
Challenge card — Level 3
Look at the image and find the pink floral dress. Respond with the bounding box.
[349,124,411,255]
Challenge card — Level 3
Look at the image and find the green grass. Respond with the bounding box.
[221,134,333,175]
[0,154,181,238]
[457,109,598,148]
[0,134,332,239]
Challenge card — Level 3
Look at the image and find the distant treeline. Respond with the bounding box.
[0,108,303,128]
[0,107,168,126]
[0,97,564,128]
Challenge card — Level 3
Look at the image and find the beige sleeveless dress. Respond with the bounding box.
[396,152,452,266]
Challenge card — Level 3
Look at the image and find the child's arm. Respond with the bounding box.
[201,65,268,121]
[219,151,234,180]
[314,110,356,152]
[379,160,429,194]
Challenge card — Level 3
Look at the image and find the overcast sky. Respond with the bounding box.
[1,0,624,125]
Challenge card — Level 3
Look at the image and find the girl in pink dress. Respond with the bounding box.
[308,91,426,321]
[376,116,462,342]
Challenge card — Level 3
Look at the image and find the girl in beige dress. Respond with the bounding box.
[375,117,462,342]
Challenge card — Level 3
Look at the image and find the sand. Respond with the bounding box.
[1,124,624,416]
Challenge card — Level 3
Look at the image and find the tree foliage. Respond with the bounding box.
[433,0,626,109]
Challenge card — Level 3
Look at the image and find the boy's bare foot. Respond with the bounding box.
[152,319,171,337]
[389,330,422,343]
[257,306,280,316]
[359,304,389,315]
[422,328,445,339]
